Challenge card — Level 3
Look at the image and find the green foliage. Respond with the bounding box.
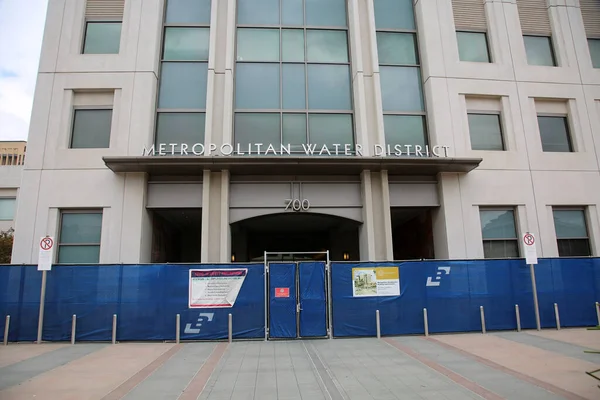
[0,228,14,264]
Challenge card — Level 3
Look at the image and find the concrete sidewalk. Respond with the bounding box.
[0,328,598,399]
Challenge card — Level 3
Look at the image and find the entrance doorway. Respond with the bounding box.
[391,207,435,260]
[268,261,329,339]
[231,213,360,262]
[150,208,202,262]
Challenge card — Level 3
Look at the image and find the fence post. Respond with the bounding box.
[3,315,9,345]
[176,314,180,344]
[596,302,600,326]
[515,305,521,332]
[423,308,429,337]
[112,314,117,344]
[228,313,233,343]
[480,306,486,334]
[554,303,561,330]
[376,310,381,339]
[36,270,48,344]
[71,315,76,345]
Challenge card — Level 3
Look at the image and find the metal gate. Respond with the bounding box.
[266,259,330,339]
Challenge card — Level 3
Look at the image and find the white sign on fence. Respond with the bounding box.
[38,236,54,271]
[523,232,538,265]
[189,269,247,308]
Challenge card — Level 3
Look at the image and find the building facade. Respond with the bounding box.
[0,141,25,233]
[10,0,600,264]
[0,141,26,166]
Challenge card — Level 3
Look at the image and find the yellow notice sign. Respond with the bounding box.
[352,266,400,297]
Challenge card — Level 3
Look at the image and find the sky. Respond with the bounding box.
[0,0,49,141]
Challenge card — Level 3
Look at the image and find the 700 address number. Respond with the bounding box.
[284,198,310,211]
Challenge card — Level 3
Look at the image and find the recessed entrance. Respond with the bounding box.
[150,208,202,262]
[231,213,360,262]
[391,207,435,260]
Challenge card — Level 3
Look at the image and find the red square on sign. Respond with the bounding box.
[275,288,289,298]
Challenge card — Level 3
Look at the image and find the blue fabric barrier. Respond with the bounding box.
[269,263,297,338]
[2,258,599,342]
[331,258,600,337]
[298,262,327,337]
[1,264,265,342]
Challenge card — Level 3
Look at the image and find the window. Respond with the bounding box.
[480,208,519,258]
[523,36,556,66]
[553,208,591,257]
[580,1,600,68]
[537,115,572,152]
[588,39,600,68]
[467,113,504,151]
[57,211,103,263]
[155,0,211,153]
[456,32,490,63]
[375,0,426,154]
[516,0,555,66]
[70,109,112,148]
[83,22,122,54]
[451,0,490,62]
[234,0,353,152]
[0,198,16,220]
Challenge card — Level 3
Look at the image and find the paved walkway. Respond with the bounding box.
[0,328,598,399]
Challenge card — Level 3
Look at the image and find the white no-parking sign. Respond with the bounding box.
[38,236,54,271]
[523,232,537,265]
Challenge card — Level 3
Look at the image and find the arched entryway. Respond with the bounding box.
[231,212,361,262]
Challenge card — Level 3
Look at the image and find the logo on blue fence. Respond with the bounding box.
[184,312,215,334]
[426,266,451,287]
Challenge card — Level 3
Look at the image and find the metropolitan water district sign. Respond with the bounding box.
[523,232,538,265]
[188,269,247,308]
[38,236,54,271]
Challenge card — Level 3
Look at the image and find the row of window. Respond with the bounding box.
[457,31,600,69]
[469,112,573,153]
[480,207,592,259]
[65,99,581,155]
[81,4,600,70]
[54,206,594,264]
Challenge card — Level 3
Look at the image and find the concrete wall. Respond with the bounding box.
[11,0,600,263]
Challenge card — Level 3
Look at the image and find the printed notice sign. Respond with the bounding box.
[189,269,247,308]
[352,267,400,297]
[275,288,289,298]
[523,232,538,265]
[38,236,54,271]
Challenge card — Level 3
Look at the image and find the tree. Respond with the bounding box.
[0,228,14,264]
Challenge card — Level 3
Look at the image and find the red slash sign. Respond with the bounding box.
[40,237,54,250]
[524,233,535,246]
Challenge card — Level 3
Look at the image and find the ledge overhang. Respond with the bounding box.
[102,156,482,176]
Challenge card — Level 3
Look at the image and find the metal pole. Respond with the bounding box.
[596,302,600,326]
[264,251,268,341]
[326,250,333,339]
[112,314,117,344]
[3,315,9,345]
[36,270,47,344]
[71,315,76,345]
[515,305,521,332]
[228,313,232,343]
[176,314,180,344]
[480,306,486,334]
[423,308,429,337]
[376,310,381,339]
[554,303,561,330]
[529,263,541,331]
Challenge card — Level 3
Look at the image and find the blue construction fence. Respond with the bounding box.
[1,258,599,341]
